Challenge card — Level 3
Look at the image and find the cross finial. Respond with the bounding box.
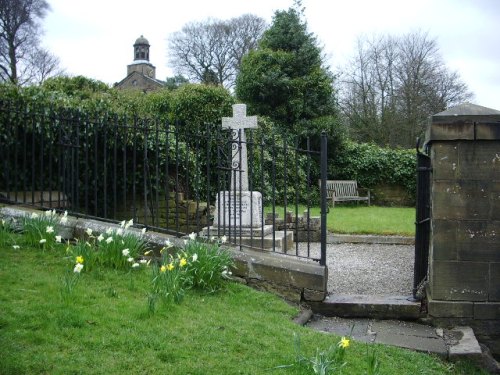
[222,104,257,131]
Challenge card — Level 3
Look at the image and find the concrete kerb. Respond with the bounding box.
[0,205,328,304]
[327,233,414,245]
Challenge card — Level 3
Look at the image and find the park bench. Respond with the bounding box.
[319,180,370,207]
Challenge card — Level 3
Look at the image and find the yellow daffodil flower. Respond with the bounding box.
[179,258,187,267]
[339,337,350,348]
[167,263,174,271]
[160,265,167,273]
[76,256,84,264]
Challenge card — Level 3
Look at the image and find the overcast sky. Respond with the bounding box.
[44,0,500,110]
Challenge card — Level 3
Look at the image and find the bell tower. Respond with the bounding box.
[127,35,156,78]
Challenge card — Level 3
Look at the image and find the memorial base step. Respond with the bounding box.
[201,227,293,251]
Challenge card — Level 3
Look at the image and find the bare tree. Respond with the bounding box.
[0,0,58,84]
[168,14,266,88]
[340,31,473,148]
[27,47,64,84]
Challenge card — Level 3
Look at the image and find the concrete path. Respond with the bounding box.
[306,314,482,360]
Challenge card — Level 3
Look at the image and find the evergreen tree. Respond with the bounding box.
[235,3,335,133]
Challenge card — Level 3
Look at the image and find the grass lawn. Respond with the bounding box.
[265,205,415,236]
[0,233,484,375]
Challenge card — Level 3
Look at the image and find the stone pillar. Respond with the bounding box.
[426,103,500,357]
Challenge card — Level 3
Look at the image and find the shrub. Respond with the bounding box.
[330,141,417,203]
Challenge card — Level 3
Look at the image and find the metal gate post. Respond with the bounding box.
[320,132,328,266]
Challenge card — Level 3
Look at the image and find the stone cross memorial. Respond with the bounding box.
[213,104,267,231]
[203,103,291,250]
[222,103,257,192]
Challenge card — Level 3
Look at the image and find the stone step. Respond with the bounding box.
[309,294,423,320]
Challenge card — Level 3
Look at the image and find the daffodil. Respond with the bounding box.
[160,265,167,273]
[85,228,93,236]
[74,263,84,273]
[141,227,146,234]
[164,239,172,248]
[12,245,20,249]
[139,259,147,264]
[144,250,152,256]
[339,337,350,349]
[116,228,124,236]
[105,237,113,244]
[192,253,198,262]
[167,263,174,271]
[39,238,46,244]
[76,255,84,264]
[127,257,134,263]
[179,258,187,267]
[120,220,126,228]
[106,227,113,235]
[55,235,62,243]
[132,263,140,268]
[122,248,130,256]
[126,219,133,229]
[30,213,39,219]
[97,234,104,242]
[221,235,227,244]
[46,226,54,234]
[188,232,197,241]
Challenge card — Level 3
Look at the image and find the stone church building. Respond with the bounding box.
[114,35,165,91]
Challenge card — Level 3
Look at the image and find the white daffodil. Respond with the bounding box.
[120,220,126,228]
[85,228,93,236]
[192,253,198,262]
[30,213,39,219]
[55,235,62,243]
[39,238,47,244]
[12,245,20,249]
[188,232,197,241]
[60,216,68,224]
[127,257,134,263]
[141,228,146,234]
[46,226,54,234]
[105,237,113,244]
[126,219,133,229]
[139,259,147,264]
[122,248,130,256]
[132,263,140,268]
[74,263,84,273]
[97,234,104,242]
[221,235,227,244]
[106,227,113,235]
[116,228,124,236]
[165,239,172,248]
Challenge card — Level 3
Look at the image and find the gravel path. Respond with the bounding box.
[295,242,415,296]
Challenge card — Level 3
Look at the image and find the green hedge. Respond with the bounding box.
[329,141,417,203]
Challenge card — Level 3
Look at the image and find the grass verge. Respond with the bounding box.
[265,205,415,236]
[0,234,485,374]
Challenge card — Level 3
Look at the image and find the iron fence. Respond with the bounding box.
[0,99,328,263]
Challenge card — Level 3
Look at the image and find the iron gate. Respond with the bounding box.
[413,140,431,299]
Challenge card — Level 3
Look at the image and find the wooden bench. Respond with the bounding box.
[319,180,370,207]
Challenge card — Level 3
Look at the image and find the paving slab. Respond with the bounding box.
[307,316,375,343]
[371,320,447,356]
[305,316,484,360]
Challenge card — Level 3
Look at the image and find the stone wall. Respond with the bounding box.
[116,192,213,235]
[426,103,500,358]
[265,210,321,242]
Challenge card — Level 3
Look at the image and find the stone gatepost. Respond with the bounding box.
[426,103,500,358]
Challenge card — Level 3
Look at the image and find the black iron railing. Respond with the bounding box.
[0,99,328,264]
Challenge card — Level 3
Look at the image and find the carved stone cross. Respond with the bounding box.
[222,104,257,191]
